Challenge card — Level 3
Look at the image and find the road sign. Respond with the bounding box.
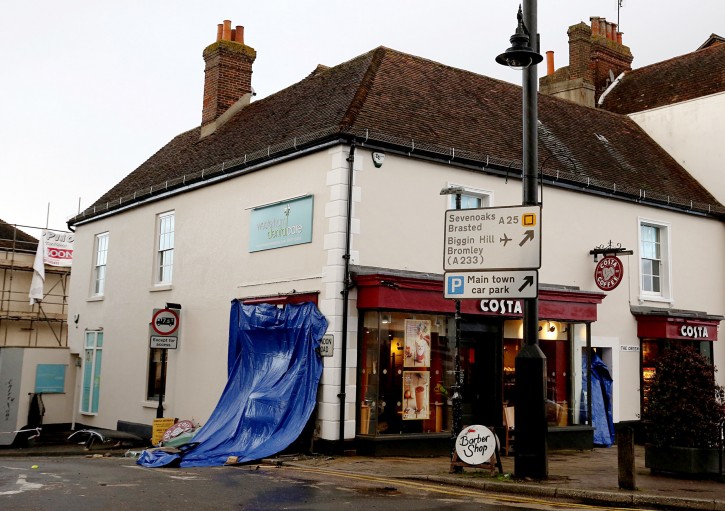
[150,336,178,349]
[151,309,179,336]
[443,205,541,271]
[319,334,334,357]
[444,270,538,299]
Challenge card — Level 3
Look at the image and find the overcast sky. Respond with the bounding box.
[1,1,722,235]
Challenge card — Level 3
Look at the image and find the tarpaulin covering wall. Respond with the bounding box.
[580,352,615,447]
[139,301,327,468]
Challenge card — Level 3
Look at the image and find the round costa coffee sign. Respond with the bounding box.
[594,256,624,291]
[152,309,179,336]
[455,424,496,465]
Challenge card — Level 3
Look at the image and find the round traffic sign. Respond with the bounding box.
[152,309,179,336]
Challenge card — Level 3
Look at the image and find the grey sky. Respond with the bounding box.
[1,1,721,234]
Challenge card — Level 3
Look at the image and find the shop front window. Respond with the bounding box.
[358,311,453,435]
[641,339,714,416]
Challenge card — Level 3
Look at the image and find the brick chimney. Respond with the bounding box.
[200,20,256,137]
[540,17,633,107]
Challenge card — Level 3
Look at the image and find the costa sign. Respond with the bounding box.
[594,256,623,291]
[679,325,710,339]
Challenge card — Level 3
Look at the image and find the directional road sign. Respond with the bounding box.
[443,205,541,271]
[444,270,538,299]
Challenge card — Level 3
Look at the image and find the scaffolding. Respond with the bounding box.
[0,223,69,347]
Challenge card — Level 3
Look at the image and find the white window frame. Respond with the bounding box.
[156,212,174,285]
[92,232,109,297]
[445,184,493,210]
[638,218,672,303]
[81,330,103,415]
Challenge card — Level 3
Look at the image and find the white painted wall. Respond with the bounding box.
[628,92,725,204]
[67,143,724,440]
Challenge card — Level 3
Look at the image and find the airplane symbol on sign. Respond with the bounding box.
[500,234,512,246]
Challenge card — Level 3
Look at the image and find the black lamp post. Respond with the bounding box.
[496,1,548,480]
[440,186,464,472]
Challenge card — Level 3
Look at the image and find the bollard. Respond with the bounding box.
[618,426,636,490]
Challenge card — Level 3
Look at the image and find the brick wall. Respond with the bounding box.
[201,36,257,125]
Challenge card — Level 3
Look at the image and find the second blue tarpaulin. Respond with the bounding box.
[580,351,615,447]
[138,301,327,468]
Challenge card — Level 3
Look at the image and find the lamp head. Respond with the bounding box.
[495,5,543,70]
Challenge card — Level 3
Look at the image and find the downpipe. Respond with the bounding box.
[338,142,356,450]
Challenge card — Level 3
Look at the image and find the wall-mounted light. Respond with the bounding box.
[381,313,391,324]
[547,321,556,333]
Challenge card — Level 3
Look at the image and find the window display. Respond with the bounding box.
[358,312,453,435]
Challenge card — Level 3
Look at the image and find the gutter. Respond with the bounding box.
[68,138,343,228]
[338,142,355,450]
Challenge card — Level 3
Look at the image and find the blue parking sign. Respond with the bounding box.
[447,275,464,295]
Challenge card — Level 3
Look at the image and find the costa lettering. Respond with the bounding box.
[594,256,623,291]
[679,325,709,339]
[479,299,522,315]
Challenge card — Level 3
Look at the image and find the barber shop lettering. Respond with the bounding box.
[455,424,496,465]
[459,431,491,458]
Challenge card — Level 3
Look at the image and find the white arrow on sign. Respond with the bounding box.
[444,270,538,299]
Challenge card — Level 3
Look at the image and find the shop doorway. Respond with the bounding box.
[459,322,503,429]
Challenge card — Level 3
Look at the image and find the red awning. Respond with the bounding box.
[354,271,604,322]
[632,306,722,341]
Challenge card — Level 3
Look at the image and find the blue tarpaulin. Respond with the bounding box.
[580,352,615,447]
[138,301,327,468]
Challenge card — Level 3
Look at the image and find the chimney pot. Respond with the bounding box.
[546,51,554,75]
[222,20,232,41]
[605,22,613,41]
[216,24,223,42]
[616,31,623,44]
[590,17,600,37]
[235,25,244,44]
[599,19,607,38]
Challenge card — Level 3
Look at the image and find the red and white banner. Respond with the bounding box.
[29,230,74,304]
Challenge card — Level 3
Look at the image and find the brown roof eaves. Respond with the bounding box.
[69,47,724,226]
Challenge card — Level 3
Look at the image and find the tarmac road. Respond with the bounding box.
[0,455,641,511]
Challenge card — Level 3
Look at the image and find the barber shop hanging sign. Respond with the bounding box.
[594,256,623,291]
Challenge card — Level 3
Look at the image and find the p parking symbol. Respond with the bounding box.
[447,276,464,295]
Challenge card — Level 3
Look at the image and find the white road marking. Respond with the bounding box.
[0,474,43,496]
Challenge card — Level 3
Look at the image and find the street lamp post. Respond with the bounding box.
[440,186,464,472]
[496,0,548,480]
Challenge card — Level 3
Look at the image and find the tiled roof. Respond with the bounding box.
[75,46,722,223]
[0,219,38,252]
[600,42,725,114]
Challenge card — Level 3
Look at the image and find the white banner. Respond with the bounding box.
[29,230,73,304]
[41,230,74,267]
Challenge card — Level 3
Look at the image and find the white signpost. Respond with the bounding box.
[443,205,541,300]
[444,205,541,271]
[445,270,538,299]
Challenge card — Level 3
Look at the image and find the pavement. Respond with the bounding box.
[1,433,723,510]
